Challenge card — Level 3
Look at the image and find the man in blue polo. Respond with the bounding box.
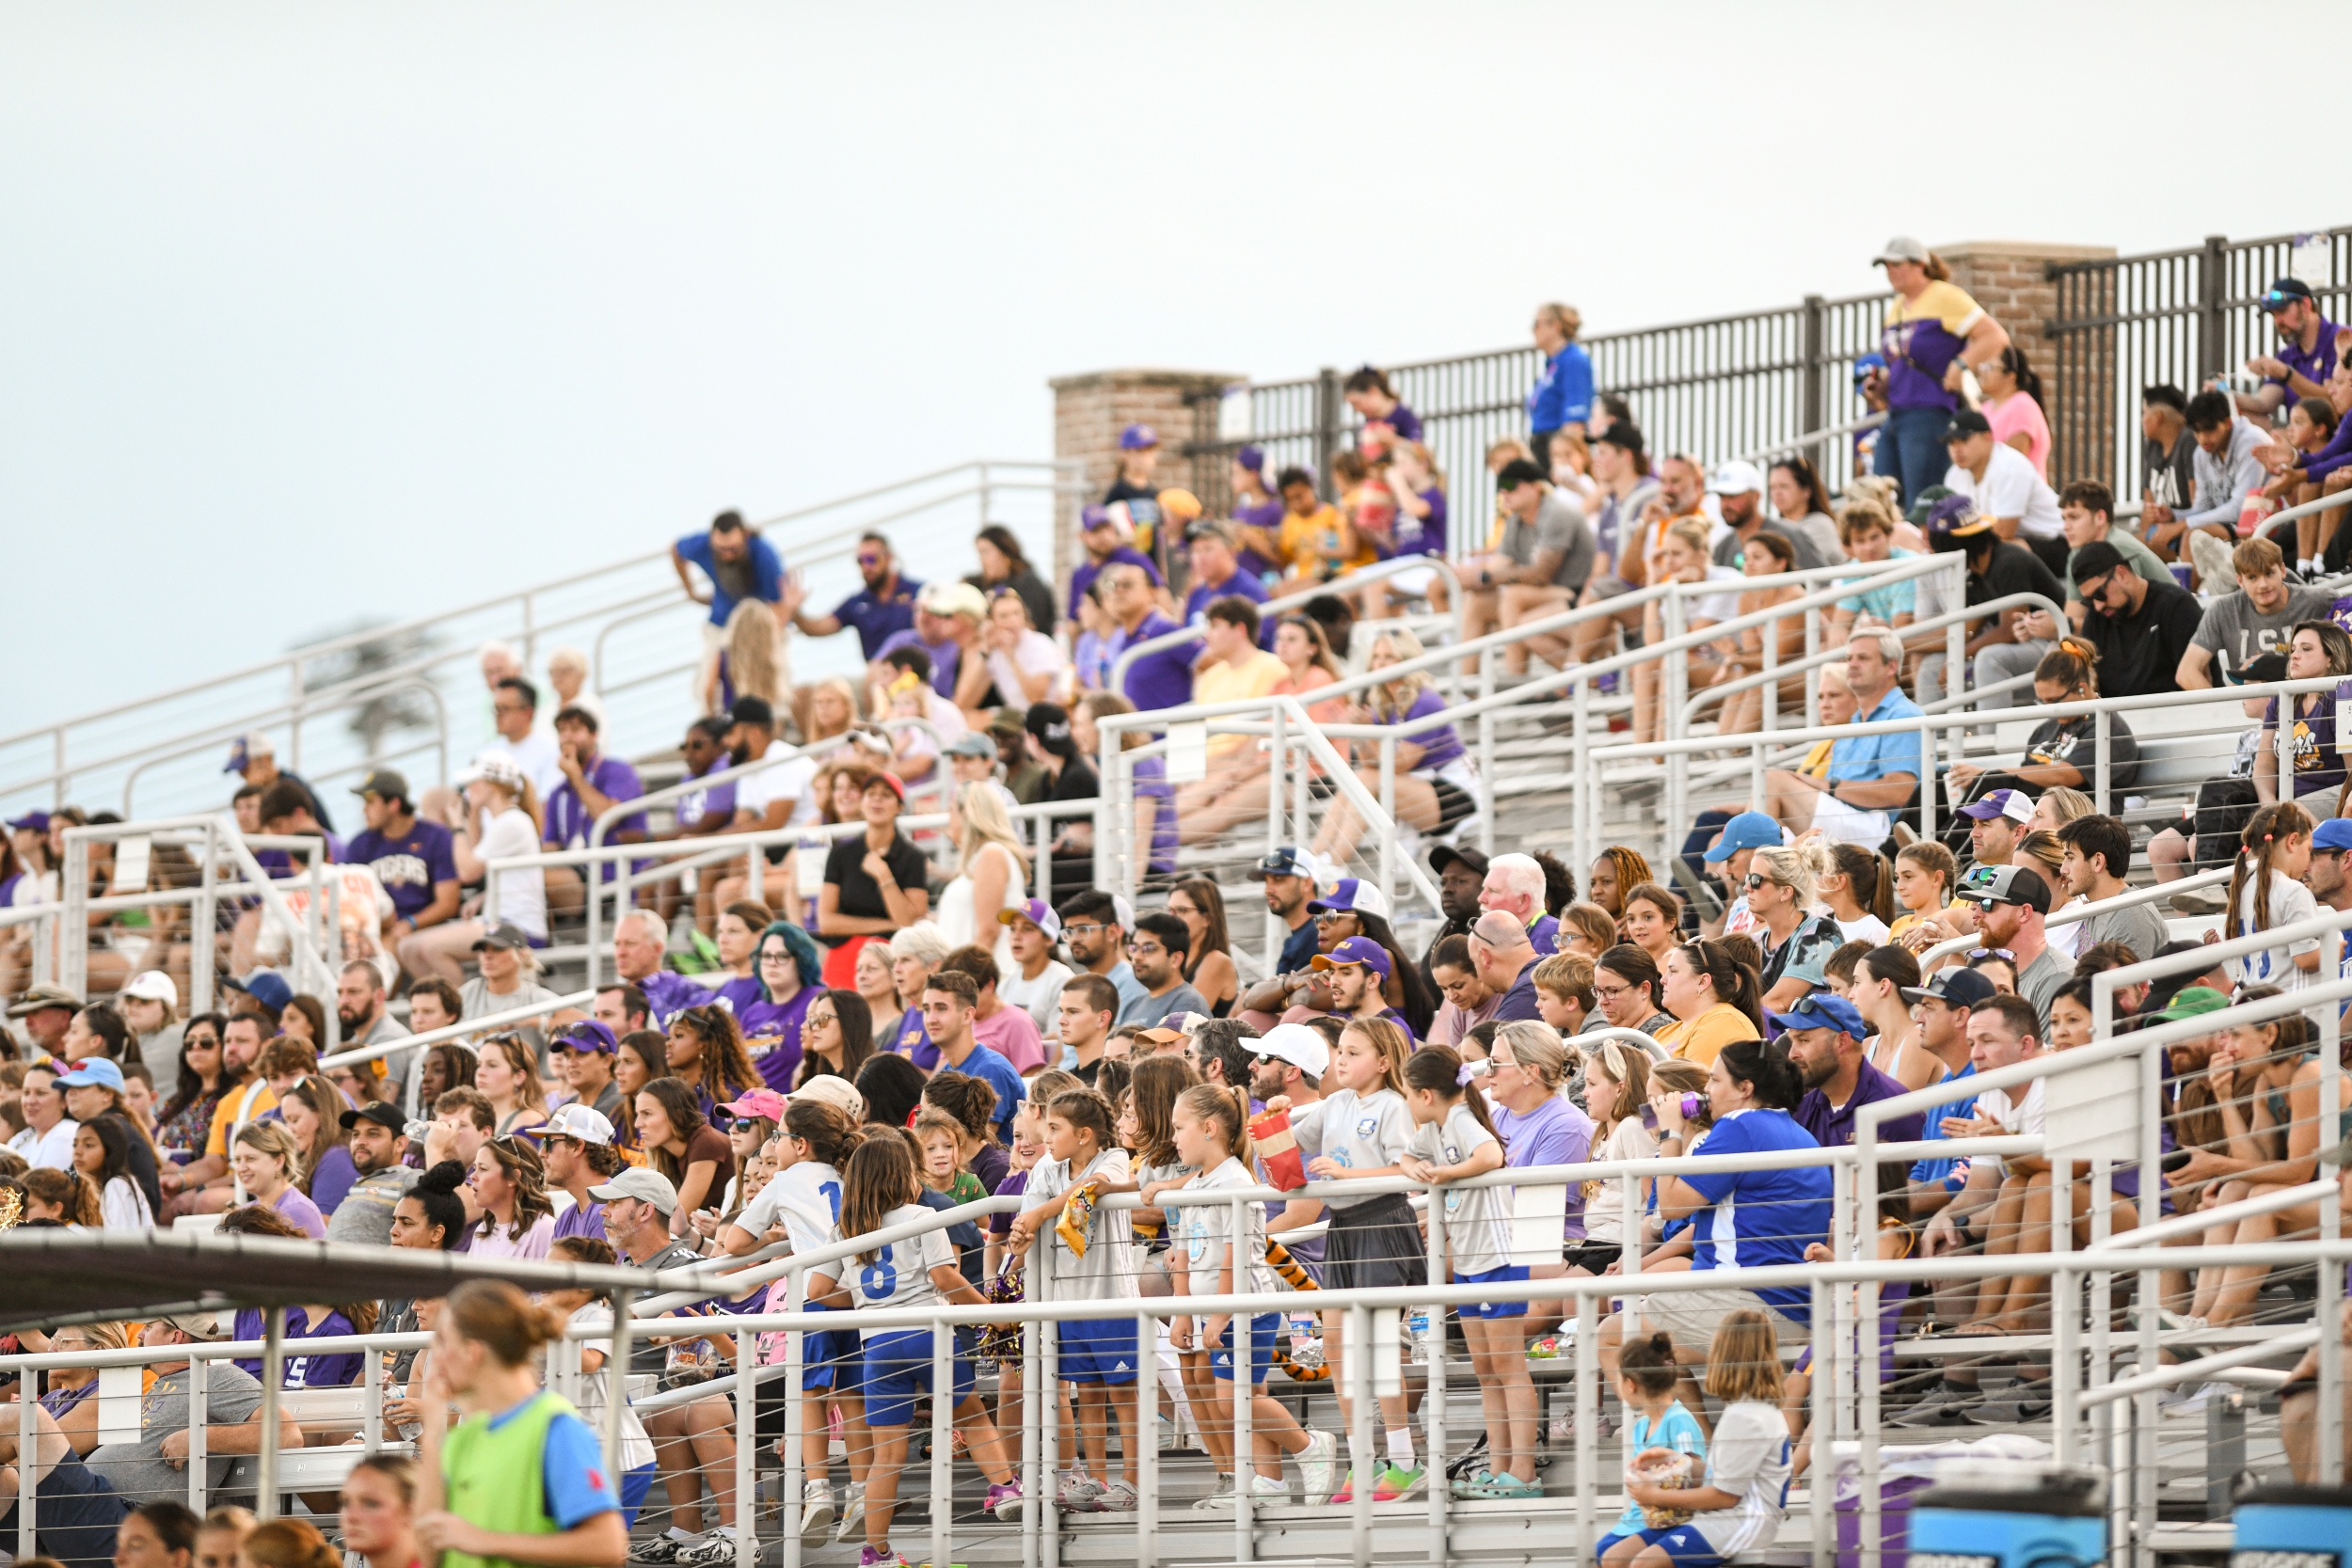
[671,510,783,637]
[784,531,922,660]
[1782,991,1925,1148]
[1761,626,1922,846]
[922,970,1025,1141]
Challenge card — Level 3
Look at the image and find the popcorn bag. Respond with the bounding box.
[1249,1107,1307,1191]
[1628,1446,1701,1528]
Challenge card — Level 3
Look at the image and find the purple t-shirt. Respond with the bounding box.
[1528,912,1560,956]
[1793,1057,1926,1149]
[2271,318,2344,402]
[339,819,457,924]
[987,1166,1031,1237]
[553,1199,608,1243]
[1492,1094,1596,1239]
[232,1306,360,1386]
[676,757,737,832]
[1232,496,1288,579]
[1116,610,1197,714]
[1391,488,1449,558]
[1133,755,1178,875]
[1393,688,1467,773]
[738,985,816,1091]
[271,1184,326,1240]
[1183,569,1269,626]
[876,627,961,698]
[1067,546,1162,621]
[831,576,923,660]
[544,753,648,881]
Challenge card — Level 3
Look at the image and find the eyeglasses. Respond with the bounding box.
[1592,981,1633,1002]
[1063,922,1108,938]
[856,552,885,566]
[757,949,794,964]
[493,701,532,715]
[1128,941,1166,958]
[804,1009,835,1029]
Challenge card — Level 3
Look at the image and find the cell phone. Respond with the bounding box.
[2161,1148,2195,1174]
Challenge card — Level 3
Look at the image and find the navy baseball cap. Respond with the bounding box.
[1703,811,1786,863]
[2314,818,2352,854]
[2263,277,2315,310]
[1899,967,1998,1010]
[1768,991,1867,1038]
[225,969,294,1014]
[1255,847,1319,880]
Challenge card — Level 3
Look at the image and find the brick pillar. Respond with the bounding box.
[1936,240,2117,486]
[1049,368,1241,587]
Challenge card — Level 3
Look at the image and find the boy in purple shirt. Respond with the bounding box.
[545,706,648,898]
[1068,506,1164,621]
[340,768,460,930]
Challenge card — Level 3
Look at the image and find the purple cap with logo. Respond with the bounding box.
[1119,423,1159,451]
[997,898,1062,941]
[1959,788,2034,825]
[1311,935,1393,980]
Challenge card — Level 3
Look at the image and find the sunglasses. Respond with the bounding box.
[1968,947,2017,962]
[1742,874,1774,892]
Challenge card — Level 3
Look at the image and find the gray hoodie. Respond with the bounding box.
[2181,416,2270,532]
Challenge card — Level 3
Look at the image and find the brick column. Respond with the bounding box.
[1049,368,1241,587]
[1936,240,2117,486]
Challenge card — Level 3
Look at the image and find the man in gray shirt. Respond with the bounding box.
[326,1103,420,1247]
[1708,459,1828,571]
[1118,911,1208,1027]
[1463,456,1596,673]
[85,1314,282,1506]
[2056,815,2170,967]
[2179,534,2336,687]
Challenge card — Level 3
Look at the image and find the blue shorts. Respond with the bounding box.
[1595,1525,1723,1566]
[861,1329,976,1429]
[1210,1312,1279,1386]
[802,1304,863,1392]
[1057,1317,1140,1386]
[1458,1263,1530,1319]
[618,1462,657,1528]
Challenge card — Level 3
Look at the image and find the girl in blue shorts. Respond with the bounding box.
[806,1132,1024,1568]
[1607,1310,1792,1567]
[1400,1044,1537,1500]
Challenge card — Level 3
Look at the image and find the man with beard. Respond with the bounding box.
[326,1102,418,1245]
[1252,1022,1333,1277]
[1239,847,1327,1027]
[785,530,921,660]
[1781,991,1922,1148]
[1309,937,1412,1037]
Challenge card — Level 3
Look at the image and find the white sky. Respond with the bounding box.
[0,0,2308,733]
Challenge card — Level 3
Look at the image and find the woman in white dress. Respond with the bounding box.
[933,781,1029,971]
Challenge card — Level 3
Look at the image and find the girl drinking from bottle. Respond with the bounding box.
[1400,1044,1536,1501]
[1171,1083,1342,1508]
[807,1133,1024,1567]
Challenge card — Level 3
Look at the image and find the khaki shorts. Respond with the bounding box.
[1624,1284,1805,1349]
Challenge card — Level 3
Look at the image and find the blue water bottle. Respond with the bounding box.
[1906,1463,2106,1568]
[2231,1482,2351,1566]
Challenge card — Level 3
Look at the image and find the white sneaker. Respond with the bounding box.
[1248,1475,1290,1505]
[1193,1479,1239,1511]
[834,1485,866,1544]
[1094,1480,1139,1513]
[1295,1429,1341,1507]
[1057,1472,1104,1513]
[676,1528,745,1568]
[2161,1381,2228,1419]
[798,1481,834,1544]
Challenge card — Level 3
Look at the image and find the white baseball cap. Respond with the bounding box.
[1254,1023,1331,1079]
[121,971,179,1008]
[534,1102,614,1147]
[1708,459,1765,497]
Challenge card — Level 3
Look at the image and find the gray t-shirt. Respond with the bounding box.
[86,1360,264,1505]
[325,1164,419,1247]
[2016,947,2071,1035]
[1713,519,1827,571]
[1501,492,1596,593]
[2190,585,2338,674]
[1119,981,1207,1029]
[459,978,567,1062]
[138,1022,184,1089]
[2083,900,2171,970]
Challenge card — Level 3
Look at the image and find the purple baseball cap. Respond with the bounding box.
[997,898,1062,941]
[1311,935,1393,980]
[1119,423,1159,451]
[554,1019,619,1055]
[1959,788,2034,825]
[1235,444,1266,473]
[4,811,50,833]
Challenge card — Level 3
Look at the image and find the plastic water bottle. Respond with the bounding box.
[1406,1307,1432,1365]
[1289,1310,1322,1370]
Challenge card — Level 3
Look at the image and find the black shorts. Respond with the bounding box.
[1426,774,1476,833]
[1323,1194,1427,1292]
[1563,1241,1621,1274]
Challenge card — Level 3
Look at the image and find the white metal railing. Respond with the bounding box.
[1,459,1084,822]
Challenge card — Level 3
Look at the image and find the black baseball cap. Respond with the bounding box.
[1429,844,1491,878]
[340,1101,407,1136]
[1591,421,1645,454]
[1942,409,1994,443]
[1496,458,1549,489]
[2263,277,2315,310]
[1899,968,1997,1009]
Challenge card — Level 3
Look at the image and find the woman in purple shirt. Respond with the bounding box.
[1485,1021,1596,1350]
[737,921,822,1090]
[1310,626,1483,865]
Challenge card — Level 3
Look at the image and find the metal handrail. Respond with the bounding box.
[1104,553,1468,693]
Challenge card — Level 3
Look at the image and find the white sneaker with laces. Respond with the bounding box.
[798,1481,834,1544]
[1295,1429,1341,1507]
[1057,1473,1104,1513]
[834,1485,866,1544]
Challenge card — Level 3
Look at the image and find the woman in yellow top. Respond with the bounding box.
[1654,939,1764,1067]
[1886,840,1958,951]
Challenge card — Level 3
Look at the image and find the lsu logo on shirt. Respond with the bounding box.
[370,853,431,891]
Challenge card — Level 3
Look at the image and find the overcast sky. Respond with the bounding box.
[0,0,2313,737]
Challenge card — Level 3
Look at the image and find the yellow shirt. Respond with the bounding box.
[1279,504,1375,578]
[1193,649,1290,757]
[1661,1003,1760,1067]
[204,1079,278,1157]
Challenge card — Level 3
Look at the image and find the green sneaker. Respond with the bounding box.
[1371,1464,1425,1502]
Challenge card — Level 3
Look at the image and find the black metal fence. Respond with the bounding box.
[1185,225,2351,550]
[1185,293,1891,558]
[2047,228,2352,501]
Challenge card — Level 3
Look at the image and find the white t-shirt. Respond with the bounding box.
[1689,564,1748,626]
[2227,870,2323,993]
[477,805,548,939]
[1000,959,1074,1037]
[1180,1155,1278,1299]
[1688,1399,1793,1555]
[1024,1147,1135,1303]
[736,740,819,827]
[1835,913,1890,947]
[825,1204,955,1335]
[100,1173,154,1232]
[1409,1102,1511,1277]
[488,733,564,803]
[8,1118,78,1172]
[1583,1117,1659,1243]
[258,863,392,971]
[737,1161,843,1254]
[1946,443,2062,540]
[1291,1088,1413,1212]
[986,631,1072,707]
[565,1303,660,1473]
